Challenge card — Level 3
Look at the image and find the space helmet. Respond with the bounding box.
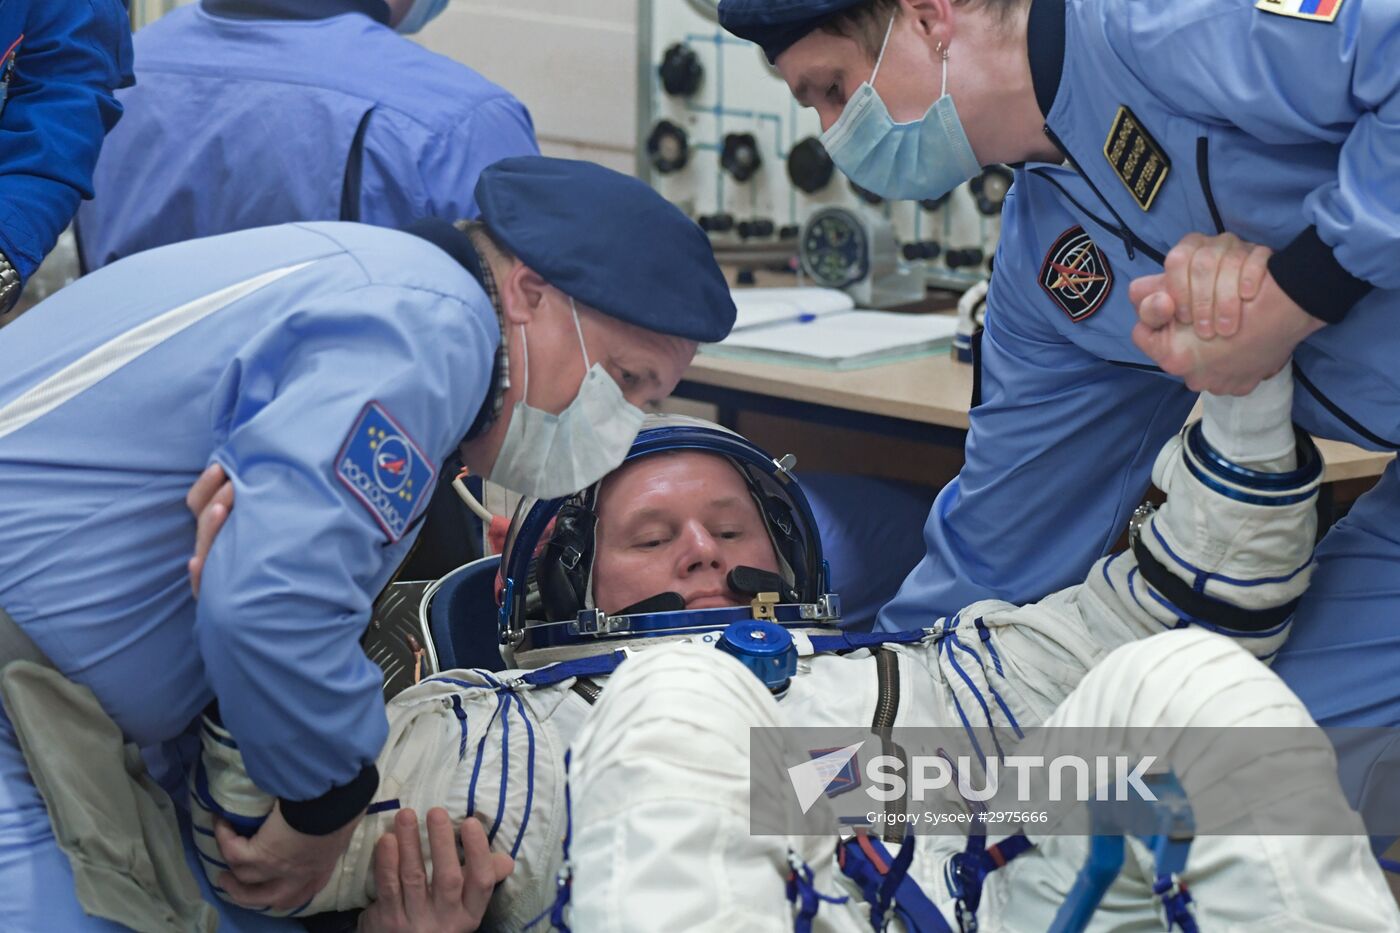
[498,413,841,667]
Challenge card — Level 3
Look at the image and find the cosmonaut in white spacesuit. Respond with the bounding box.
[191,368,1399,932]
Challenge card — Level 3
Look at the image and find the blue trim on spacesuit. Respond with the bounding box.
[489,694,511,847]
[466,692,507,826]
[1145,588,1292,641]
[508,693,537,862]
[972,618,1004,676]
[1186,423,1322,493]
[202,721,239,749]
[949,630,1024,740]
[192,758,267,837]
[838,834,952,933]
[452,694,469,761]
[941,635,1005,761]
[1149,523,1311,590]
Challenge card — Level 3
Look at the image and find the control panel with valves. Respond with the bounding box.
[640,0,1004,308]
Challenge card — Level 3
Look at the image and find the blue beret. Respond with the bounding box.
[474,156,735,344]
[718,0,868,64]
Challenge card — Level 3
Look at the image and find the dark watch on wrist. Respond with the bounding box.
[0,251,21,314]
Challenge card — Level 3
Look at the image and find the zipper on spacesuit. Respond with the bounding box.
[570,677,602,705]
[872,649,908,845]
[872,649,899,732]
[1039,125,1167,264]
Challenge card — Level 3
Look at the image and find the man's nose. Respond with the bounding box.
[679,523,722,574]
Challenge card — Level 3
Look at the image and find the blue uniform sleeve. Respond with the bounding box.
[1124,0,1400,321]
[877,275,1197,632]
[194,282,497,817]
[0,0,132,280]
[421,95,539,219]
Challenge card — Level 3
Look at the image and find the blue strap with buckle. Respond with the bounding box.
[946,831,1033,931]
[786,851,849,932]
[518,651,631,688]
[807,629,930,654]
[838,833,952,932]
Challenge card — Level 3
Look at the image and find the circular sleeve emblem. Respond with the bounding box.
[1039,226,1114,322]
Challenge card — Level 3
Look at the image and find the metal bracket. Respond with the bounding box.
[751,592,779,621]
[799,594,843,622]
[1127,501,1157,550]
[571,609,629,637]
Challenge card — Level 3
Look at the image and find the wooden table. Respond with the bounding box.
[677,346,1394,486]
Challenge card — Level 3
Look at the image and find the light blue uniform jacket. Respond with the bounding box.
[877,0,1400,835]
[881,0,1400,628]
[76,0,538,270]
[0,221,498,802]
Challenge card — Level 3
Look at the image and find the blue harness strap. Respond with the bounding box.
[1147,830,1197,933]
[807,629,930,654]
[837,832,953,932]
[786,850,850,932]
[1153,872,1198,933]
[519,651,631,688]
[945,831,1033,932]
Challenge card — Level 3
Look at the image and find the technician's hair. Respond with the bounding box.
[455,219,517,265]
[820,0,1027,60]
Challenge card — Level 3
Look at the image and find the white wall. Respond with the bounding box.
[415,0,641,175]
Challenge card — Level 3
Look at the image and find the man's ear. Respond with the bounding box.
[902,0,954,45]
[499,260,551,326]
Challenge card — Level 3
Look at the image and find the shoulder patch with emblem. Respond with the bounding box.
[1103,106,1171,211]
[337,402,436,543]
[1254,0,1343,21]
[1040,226,1114,322]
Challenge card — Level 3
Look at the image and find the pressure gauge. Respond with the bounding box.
[799,207,870,289]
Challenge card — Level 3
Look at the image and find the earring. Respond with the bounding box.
[935,40,948,58]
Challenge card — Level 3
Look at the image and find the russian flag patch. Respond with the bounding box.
[1255,0,1343,22]
[337,402,436,543]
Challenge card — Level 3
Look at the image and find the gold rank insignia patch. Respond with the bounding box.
[1103,106,1170,212]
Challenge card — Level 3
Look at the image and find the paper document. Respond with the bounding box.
[730,287,854,331]
[707,308,958,369]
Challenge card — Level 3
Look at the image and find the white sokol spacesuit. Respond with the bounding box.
[192,371,1400,932]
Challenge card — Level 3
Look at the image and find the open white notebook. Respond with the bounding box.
[708,287,957,369]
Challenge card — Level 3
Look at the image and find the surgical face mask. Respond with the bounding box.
[395,0,449,35]
[489,298,646,501]
[819,15,981,202]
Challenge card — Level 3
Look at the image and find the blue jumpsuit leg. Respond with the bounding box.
[1271,459,1400,851]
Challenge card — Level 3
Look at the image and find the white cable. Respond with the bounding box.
[453,475,496,523]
